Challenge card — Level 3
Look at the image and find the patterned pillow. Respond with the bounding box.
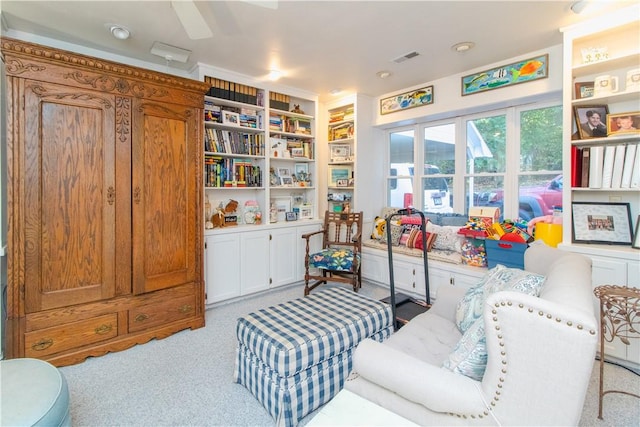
[407,230,437,251]
[425,223,463,252]
[370,216,386,240]
[380,222,403,246]
[442,317,487,381]
[456,264,546,335]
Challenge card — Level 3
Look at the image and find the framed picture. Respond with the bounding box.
[291,147,305,157]
[272,197,291,222]
[222,111,240,126]
[461,54,548,96]
[294,163,308,175]
[330,144,351,162]
[633,215,640,249]
[571,202,633,245]
[574,81,594,100]
[277,167,291,178]
[280,176,293,186]
[573,105,609,139]
[607,111,640,136]
[299,205,313,219]
[336,179,349,187]
[285,211,297,221]
[328,165,352,187]
[380,85,434,115]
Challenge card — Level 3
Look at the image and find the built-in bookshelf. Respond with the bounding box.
[560,5,640,367]
[327,103,355,213]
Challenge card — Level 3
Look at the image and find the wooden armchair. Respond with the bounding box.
[302,211,363,296]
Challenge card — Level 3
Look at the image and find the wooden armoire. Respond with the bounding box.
[1,37,209,366]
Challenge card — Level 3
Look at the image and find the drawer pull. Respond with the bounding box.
[178,305,192,314]
[32,338,54,351]
[95,324,113,335]
[135,313,149,322]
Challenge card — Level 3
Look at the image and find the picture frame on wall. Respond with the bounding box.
[571,202,633,245]
[573,105,609,139]
[461,54,548,96]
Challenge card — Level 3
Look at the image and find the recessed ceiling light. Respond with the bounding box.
[108,24,131,40]
[330,88,342,95]
[268,69,283,81]
[452,42,475,53]
[376,71,391,79]
[571,0,588,14]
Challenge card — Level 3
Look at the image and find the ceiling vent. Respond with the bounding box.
[392,51,420,64]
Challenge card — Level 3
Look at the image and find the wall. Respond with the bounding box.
[373,44,563,128]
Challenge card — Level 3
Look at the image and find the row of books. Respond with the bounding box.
[205,76,261,106]
[204,104,261,129]
[204,156,262,188]
[204,128,265,156]
[269,114,312,135]
[571,143,639,189]
[328,122,355,141]
[329,108,354,123]
[270,92,290,111]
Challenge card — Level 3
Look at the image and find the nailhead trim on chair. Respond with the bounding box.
[446,298,597,421]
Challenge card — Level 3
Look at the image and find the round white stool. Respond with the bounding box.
[1,358,71,426]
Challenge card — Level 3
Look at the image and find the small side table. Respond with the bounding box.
[593,285,640,420]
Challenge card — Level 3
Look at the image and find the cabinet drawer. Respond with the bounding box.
[25,313,118,358]
[128,295,196,333]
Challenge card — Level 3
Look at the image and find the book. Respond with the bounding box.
[571,146,582,187]
[620,143,637,188]
[600,145,616,188]
[610,144,626,188]
[581,146,591,187]
[589,146,604,188]
[631,148,640,188]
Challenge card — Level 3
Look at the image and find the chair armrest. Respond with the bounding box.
[352,339,488,415]
[301,229,324,240]
[351,229,363,244]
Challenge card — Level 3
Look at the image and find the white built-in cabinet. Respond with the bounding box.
[204,221,322,304]
[560,5,640,368]
[361,249,485,301]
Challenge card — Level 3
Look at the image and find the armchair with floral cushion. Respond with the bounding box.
[302,211,363,296]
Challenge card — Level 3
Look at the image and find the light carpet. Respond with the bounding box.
[60,282,640,426]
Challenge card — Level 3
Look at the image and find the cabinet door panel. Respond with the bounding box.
[132,101,199,294]
[241,231,270,295]
[271,228,297,288]
[23,81,122,312]
[207,235,241,303]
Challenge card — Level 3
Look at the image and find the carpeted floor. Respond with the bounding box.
[60,282,640,426]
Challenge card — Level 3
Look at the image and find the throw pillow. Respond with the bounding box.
[425,223,463,252]
[370,216,386,240]
[408,230,437,251]
[380,222,403,246]
[442,317,487,381]
[455,264,546,333]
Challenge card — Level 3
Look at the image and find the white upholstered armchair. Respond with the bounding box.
[345,243,598,426]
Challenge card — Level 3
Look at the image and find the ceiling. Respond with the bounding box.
[0,1,635,102]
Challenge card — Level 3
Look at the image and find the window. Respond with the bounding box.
[385,101,562,220]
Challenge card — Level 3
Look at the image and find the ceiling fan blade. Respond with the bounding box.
[171,0,213,40]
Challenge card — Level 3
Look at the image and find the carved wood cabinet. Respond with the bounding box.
[2,38,209,366]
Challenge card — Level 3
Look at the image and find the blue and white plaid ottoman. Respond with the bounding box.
[234,287,394,427]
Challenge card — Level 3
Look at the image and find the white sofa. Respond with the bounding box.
[345,242,598,426]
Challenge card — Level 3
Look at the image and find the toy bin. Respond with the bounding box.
[485,239,527,269]
[458,230,487,267]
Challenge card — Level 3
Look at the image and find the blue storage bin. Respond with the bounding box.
[485,239,527,269]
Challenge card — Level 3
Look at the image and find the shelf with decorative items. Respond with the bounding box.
[327,103,356,213]
[560,5,640,367]
[268,91,317,223]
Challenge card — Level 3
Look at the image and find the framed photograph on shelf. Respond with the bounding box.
[330,144,351,162]
[273,197,291,222]
[574,82,594,99]
[291,147,305,157]
[633,215,640,249]
[573,105,609,139]
[571,202,633,245]
[294,163,309,176]
[607,111,640,136]
[285,212,297,221]
[299,205,313,220]
[328,165,352,187]
[222,111,240,126]
[336,179,349,187]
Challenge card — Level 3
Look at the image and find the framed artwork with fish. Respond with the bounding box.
[461,54,548,96]
[380,85,434,115]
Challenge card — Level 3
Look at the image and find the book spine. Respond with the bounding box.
[610,144,626,189]
[581,147,590,187]
[600,145,616,188]
[620,143,637,188]
[589,146,604,188]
